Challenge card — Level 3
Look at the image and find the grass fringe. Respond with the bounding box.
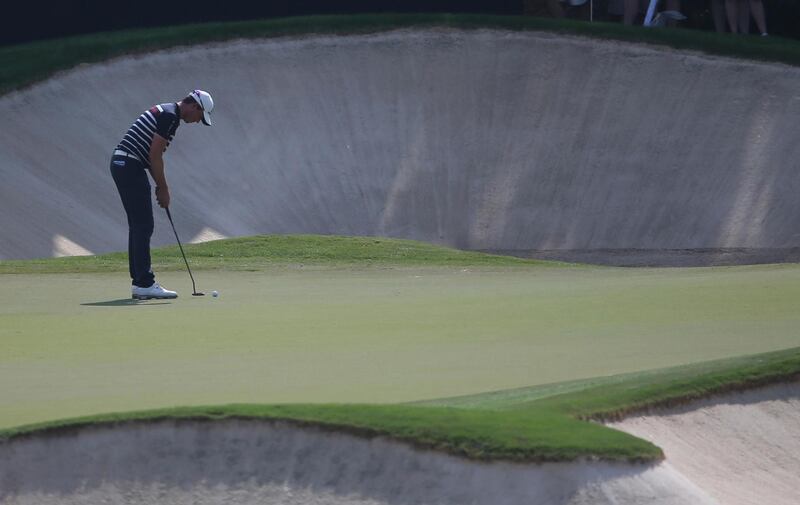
[585,371,800,423]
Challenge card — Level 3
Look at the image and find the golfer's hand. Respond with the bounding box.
[156,186,170,208]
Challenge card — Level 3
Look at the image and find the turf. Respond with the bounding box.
[3,14,798,465]
[1,237,799,461]
[420,347,800,417]
[0,235,554,273]
[2,14,800,96]
[3,347,798,463]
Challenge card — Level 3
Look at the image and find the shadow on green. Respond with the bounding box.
[81,299,171,307]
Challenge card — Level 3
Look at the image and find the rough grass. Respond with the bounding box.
[3,346,798,463]
[0,234,560,273]
[2,14,800,95]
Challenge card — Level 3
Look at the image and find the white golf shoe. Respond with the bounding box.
[132,282,178,300]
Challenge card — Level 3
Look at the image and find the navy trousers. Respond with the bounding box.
[110,154,156,288]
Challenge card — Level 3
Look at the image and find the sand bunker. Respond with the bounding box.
[1,419,714,505]
[610,381,800,505]
[2,29,800,263]
[2,382,797,503]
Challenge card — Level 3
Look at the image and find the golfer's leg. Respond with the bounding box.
[111,160,137,286]
[128,228,135,283]
[127,172,155,289]
[111,158,155,288]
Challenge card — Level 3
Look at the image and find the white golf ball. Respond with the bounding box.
[212,290,219,297]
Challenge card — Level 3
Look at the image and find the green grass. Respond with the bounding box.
[0,234,556,273]
[3,13,800,95]
[421,346,800,418]
[0,403,657,463]
[1,239,799,462]
[3,14,798,466]
[3,346,798,463]
[5,262,799,430]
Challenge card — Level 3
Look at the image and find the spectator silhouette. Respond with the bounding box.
[711,0,727,32]
[725,0,768,35]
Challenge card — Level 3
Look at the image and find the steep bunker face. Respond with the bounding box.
[1,30,800,263]
[0,420,716,505]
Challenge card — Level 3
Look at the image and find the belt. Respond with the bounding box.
[113,149,142,163]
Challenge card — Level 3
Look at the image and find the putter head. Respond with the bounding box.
[193,292,205,296]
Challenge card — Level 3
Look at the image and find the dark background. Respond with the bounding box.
[2,0,798,46]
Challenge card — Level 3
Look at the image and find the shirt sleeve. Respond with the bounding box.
[155,109,178,139]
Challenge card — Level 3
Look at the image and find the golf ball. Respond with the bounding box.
[212,290,219,297]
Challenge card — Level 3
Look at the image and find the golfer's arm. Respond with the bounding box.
[149,134,169,188]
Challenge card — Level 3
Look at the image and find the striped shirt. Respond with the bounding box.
[116,103,181,168]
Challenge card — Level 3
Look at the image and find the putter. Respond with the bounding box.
[165,207,204,296]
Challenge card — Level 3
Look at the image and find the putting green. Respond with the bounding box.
[2,264,799,430]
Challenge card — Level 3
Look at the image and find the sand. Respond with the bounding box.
[610,381,800,505]
[2,30,800,262]
[0,419,715,505]
[3,382,796,504]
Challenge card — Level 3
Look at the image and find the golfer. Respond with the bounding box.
[110,90,214,300]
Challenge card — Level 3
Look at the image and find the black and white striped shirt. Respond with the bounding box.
[116,103,181,167]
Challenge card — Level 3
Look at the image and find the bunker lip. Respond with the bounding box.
[1,381,797,504]
[0,411,658,465]
[0,418,712,505]
[584,373,800,423]
[483,248,800,268]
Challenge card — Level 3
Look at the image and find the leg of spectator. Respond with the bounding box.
[749,0,767,35]
[548,0,566,17]
[738,0,751,33]
[624,0,639,24]
[711,0,727,32]
[725,0,738,33]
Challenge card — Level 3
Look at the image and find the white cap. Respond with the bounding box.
[189,89,214,126]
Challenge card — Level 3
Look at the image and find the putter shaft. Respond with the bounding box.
[165,208,203,296]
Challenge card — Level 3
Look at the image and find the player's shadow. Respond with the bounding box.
[81,299,171,307]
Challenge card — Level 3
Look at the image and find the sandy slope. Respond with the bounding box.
[2,30,800,261]
[610,381,800,505]
[0,419,715,505]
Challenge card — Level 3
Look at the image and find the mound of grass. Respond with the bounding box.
[0,234,554,274]
[421,346,800,418]
[2,14,800,95]
[3,346,798,463]
[0,403,657,463]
